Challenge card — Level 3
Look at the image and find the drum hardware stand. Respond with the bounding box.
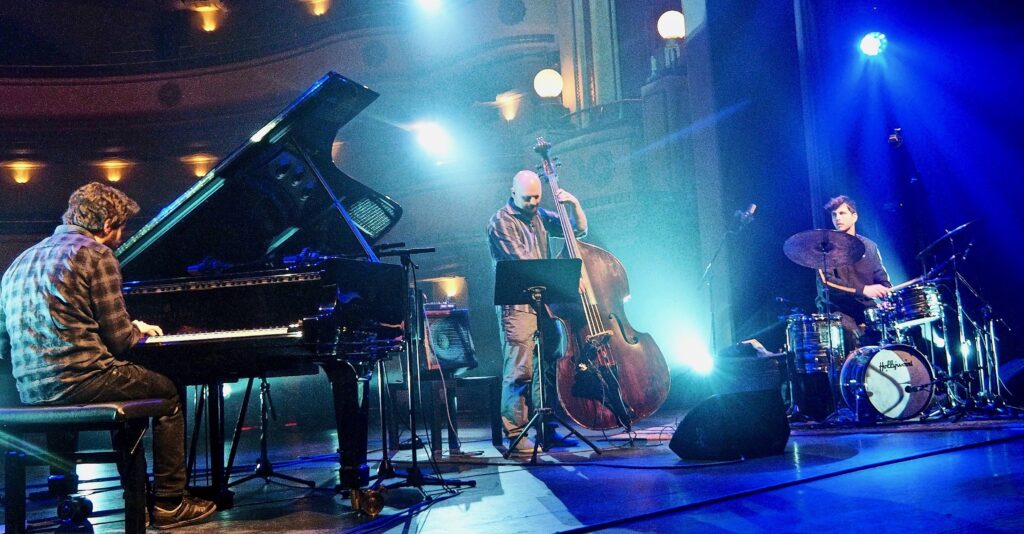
[370,247,475,497]
[817,245,844,423]
[919,370,977,421]
[918,234,981,415]
[948,248,977,400]
[977,305,1024,416]
[931,242,1021,417]
[952,294,1024,418]
[933,232,993,410]
[781,356,809,422]
[844,379,872,424]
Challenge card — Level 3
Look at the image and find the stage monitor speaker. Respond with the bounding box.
[670,389,790,461]
[423,308,478,372]
[1000,359,1024,404]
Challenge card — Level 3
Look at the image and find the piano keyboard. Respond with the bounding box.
[138,326,302,346]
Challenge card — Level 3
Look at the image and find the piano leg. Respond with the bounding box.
[209,382,234,508]
[324,363,372,494]
[186,382,235,510]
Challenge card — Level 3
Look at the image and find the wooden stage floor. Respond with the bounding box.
[4,412,1024,533]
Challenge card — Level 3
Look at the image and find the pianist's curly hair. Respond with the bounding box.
[62,181,140,232]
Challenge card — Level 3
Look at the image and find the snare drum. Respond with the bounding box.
[889,283,942,330]
[840,344,935,420]
[786,313,845,374]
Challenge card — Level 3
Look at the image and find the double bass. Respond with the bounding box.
[535,138,671,431]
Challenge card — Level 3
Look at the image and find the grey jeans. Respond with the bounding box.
[61,363,187,498]
[497,307,564,438]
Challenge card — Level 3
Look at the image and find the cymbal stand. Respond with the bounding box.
[816,239,843,422]
[979,306,1022,415]
[949,246,976,403]
[981,304,1001,397]
[936,304,964,406]
[954,273,1022,416]
[370,248,475,496]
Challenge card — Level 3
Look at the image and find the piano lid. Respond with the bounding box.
[116,72,402,281]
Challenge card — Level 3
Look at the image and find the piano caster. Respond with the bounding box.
[350,487,386,517]
[336,463,370,495]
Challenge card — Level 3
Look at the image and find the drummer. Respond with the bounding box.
[815,195,893,351]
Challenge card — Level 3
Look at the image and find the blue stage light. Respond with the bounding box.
[859,32,888,56]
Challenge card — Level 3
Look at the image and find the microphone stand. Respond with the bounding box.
[368,247,475,498]
[698,208,753,356]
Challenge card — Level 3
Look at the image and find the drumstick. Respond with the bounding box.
[870,277,923,304]
[888,276,923,292]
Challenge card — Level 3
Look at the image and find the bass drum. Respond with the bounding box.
[840,344,935,420]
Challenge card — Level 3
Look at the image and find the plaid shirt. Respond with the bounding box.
[0,225,141,404]
[487,199,586,314]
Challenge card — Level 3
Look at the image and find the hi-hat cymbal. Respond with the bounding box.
[783,229,866,270]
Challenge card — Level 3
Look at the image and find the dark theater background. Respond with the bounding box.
[2,1,1024,532]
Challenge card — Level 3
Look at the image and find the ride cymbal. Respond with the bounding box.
[783,229,866,270]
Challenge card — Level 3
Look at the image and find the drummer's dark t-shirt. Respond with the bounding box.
[816,234,892,324]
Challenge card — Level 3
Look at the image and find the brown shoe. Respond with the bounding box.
[151,495,217,530]
[508,435,537,455]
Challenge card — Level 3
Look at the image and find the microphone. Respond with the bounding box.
[373,242,406,252]
[734,203,757,225]
[888,127,903,148]
[377,247,436,258]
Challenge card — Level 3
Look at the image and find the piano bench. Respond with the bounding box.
[1,399,176,534]
[387,375,502,455]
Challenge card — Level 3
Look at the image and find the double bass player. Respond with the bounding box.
[487,170,586,453]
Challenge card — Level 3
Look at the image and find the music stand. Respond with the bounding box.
[494,259,601,460]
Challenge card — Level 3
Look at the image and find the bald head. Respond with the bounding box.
[511,170,542,214]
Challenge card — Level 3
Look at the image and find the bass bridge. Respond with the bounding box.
[585,330,613,347]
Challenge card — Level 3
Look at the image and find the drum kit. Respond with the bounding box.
[779,222,1016,424]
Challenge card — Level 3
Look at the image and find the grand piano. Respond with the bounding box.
[116,72,406,507]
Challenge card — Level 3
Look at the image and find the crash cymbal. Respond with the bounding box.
[916,220,976,260]
[783,229,866,270]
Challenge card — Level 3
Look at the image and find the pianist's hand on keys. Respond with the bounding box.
[132,320,164,337]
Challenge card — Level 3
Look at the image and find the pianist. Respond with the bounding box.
[0,182,216,529]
